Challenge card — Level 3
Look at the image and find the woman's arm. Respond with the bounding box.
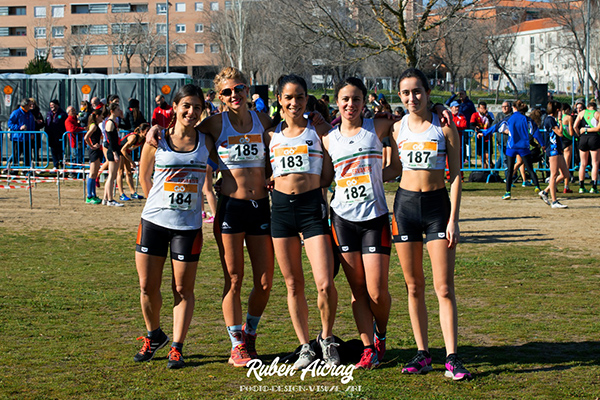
[139,143,157,198]
[120,135,135,166]
[444,122,462,249]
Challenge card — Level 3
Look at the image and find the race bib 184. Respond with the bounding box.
[162,181,199,210]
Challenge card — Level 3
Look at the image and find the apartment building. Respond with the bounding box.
[0,1,227,76]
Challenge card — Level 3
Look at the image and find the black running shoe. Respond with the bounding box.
[444,353,472,381]
[402,350,432,374]
[167,347,185,369]
[133,332,169,362]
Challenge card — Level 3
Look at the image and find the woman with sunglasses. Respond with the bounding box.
[265,75,338,370]
[198,67,274,367]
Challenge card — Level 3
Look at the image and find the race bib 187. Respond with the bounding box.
[400,141,438,169]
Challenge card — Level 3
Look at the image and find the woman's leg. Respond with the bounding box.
[340,251,373,345]
[135,252,167,332]
[203,164,218,216]
[117,158,126,197]
[579,150,589,187]
[548,156,558,203]
[395,241,428,351]
[217,232,247,327]
[363,253,391,341]
[521,154,539,188]
[505,155,516,193]
[104,160,118,201]
[274,236,310,344]
[171,259,199,344]
[426,239,457,356]
[590,149,600,186]
[303,234,337,339]
[245,235,274,320]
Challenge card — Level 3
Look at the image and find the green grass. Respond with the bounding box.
[1,189,599,399]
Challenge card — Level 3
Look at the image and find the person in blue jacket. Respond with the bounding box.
[479,100,543,199]
[8,98,36,168]
[45,99,68,169]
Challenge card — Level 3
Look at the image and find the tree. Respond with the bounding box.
[278,0,473,68]
[103,12,146,73]
[24,56,55,74]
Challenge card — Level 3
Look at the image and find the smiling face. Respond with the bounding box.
[336,84,364,123]
[173,95,204,129]
[398,77,430,114]
[217,78,248,111]
[278,82,307,121]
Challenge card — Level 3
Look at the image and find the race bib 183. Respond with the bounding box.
[273,145,310,174]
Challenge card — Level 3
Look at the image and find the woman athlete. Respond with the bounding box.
[83,108,105,204]
[102,103,125,207]
[573,103,600,194]
[323,77,401,370]
[538,101,569,208]
[265,75,338,370]
[133,84,212,369]
[117,122,149,201]
[392,68,471,381]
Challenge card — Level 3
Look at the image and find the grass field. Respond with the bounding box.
[0,182,599,399]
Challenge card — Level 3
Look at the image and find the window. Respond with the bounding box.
[156,3,167,14]
[89,45,109,55]
[34,7,47,18]
[8,27,27,36]
[195,43,204,53]
[71,4,109,14]
[195,23,204,33]
[2,6,27,16]
[195,2,204,11]
[156,23,167,35]
[225,1,232,10]
[132,4,148,12]
[210,43,219,53]
[35,48,48,58]
[176,24,186,33]
[210,23,216,32]
[175,44,186,54]
[52,26,65,38]
[0,49,9,57]
[175,3,186,12]
[0,28,7,37]
[210,2,219,11]
[34,27,47,39]
[52,47,65,59]
[51,5,65,18]
[111,3,131,13]
[90,25,108,35]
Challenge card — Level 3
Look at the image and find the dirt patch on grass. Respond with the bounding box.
[0,181,598,255]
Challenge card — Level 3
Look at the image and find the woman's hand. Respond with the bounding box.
[145,125,163,147]
[446,220,460,249]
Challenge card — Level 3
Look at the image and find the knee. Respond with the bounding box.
[173,284,194,301]
[369,288,390,306]
[255,278,272,295]
[405,280,425,299]
[316,280,336,299]
[226,272,244,293]
[285,276,305,297]
[434,283,455,301]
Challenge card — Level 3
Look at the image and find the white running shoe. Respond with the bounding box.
[293,343,315,370]
[107,200,124,207]
[539,190,550,205]
[318,335,340,367]
[551,201,568,209]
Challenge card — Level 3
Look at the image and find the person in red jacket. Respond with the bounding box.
[470,101,493,169]
[65,106,86,165]
[450,101,467,180]
[151,95,173,128]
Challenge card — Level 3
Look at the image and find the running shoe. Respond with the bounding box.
[202,211,207,219]
[590,188,599,194]
[167,347,185,369]
[134,333,169,362]
[293,343,316,370]
[106,200,124,207]
[444,354,472,381]
[131,192,145,200]
[318,334,341,367]
[119,194,131,201]
[242,323,258,359]
[522,181,533,187]
[534,187,541,194]
[355,347,379,370]
[538,190,550,205]
[101,198,107,205]
[402,350,432,374]
[579,187,586,193]
[86,197,101,205]
[502,192,511,200]
[204,216,215,224]
[563,188,573,193]
[551,201,568,209]
[228,343,252,367]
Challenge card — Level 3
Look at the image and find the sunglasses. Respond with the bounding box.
[220,84,246,97]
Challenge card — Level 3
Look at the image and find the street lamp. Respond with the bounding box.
[433,63,442,89]
[166,1,171,73]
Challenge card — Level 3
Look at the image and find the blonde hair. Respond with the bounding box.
[213,67,248,93]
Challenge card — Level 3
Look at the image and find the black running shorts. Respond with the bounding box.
[391,187,451,243]
[271,188,329,239]
[578,133,600,152]
[136,218,203,261]
[89,148,103,163]
[215,195,271,236]
[331,211,391,255]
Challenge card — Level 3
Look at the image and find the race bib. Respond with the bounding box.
[335,174,374,204]
[400,141,438,169]
[228,134,265,162]
[162,179,199,210]
[273,145,309,174]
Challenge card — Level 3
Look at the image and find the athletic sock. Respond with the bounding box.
[592,180,597,190]
[365,344,376,351]
[171,341,183,351]
[227,325,244,348]
[375,330,386,341]
[244,314,261,335]
[87,178,95,198]
[580,180,585,188]
[148,327,164,339]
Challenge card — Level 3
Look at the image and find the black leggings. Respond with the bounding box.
[506,153,539,192]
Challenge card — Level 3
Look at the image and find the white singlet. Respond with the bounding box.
[328,118,388,222]
[141,131,209,230]
[269,120,323,177]
[216,111,266,170]
[396,113,446,171]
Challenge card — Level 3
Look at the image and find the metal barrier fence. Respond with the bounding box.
[0,130,142,171]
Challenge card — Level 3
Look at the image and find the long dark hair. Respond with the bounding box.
[167,84,206,129]
[334,77,367,101]
[276,74,307,98]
